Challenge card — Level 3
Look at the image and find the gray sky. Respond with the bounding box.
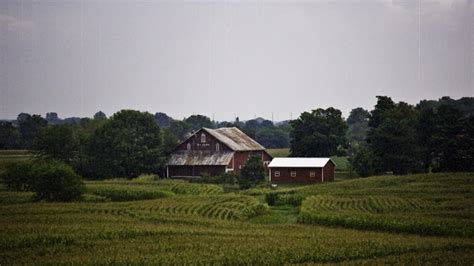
[0,0,472,121]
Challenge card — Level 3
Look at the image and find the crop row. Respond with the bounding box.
[82,194,267,221]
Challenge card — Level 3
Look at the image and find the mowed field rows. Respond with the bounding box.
[0,152,473,264]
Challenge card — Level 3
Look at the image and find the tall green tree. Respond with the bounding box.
[239,156,265,189]
[17,113,48,149]
[169,120,192,141]
[347,107,370,156]
[367,100,421,175]
[185,115,214,132]
[0,122,21,149]
[33,125,78,164]
[290,108,348,157]
[88,110,163,179]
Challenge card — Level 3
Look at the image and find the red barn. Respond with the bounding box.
[167,127,272,178]
[268,157,336,184]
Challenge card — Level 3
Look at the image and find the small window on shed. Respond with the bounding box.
[274,171,280,177]
[291,171,297,177]
[187,143,191,151]
[201,133,206,143]
[216,143,220,151]
[310,171,316,177]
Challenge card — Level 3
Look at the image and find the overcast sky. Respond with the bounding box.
[0,0,472,121]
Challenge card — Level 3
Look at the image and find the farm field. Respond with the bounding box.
[0,153,473,264]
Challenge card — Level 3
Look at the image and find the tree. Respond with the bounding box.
[155,112,171,128]
[347,108,370,156]
[255,127,290,148]
[185,115,214,132]
[87,110,163,179]
[31,161,85,201]
[162,128,179,156]
[17,113,48,149]
[1,160,84,201]
[1,161,35,191]
[239,156,265,189]
[169,120,192,141]
[349,144,374,177]
[290,108,348,157]
[367,100,421,175]
[0,121,21,149]
[33,125,79,164]
[93,111,107,120]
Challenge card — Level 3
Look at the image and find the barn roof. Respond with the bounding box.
[203,127,265,151]
[268,157,335,168]
[168,151,234,166]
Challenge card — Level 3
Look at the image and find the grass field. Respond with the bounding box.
[0,151,473,264]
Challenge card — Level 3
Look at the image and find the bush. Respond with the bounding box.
[350,144,374,177]
[220,172,238,185]
[239,156,265,189]
[1,161,35,191]
[1,160,85,201]
[31,161,85,201]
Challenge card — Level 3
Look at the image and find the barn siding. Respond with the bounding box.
[168,165,226,177]
[270,162,335,184]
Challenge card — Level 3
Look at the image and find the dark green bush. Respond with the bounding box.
[1,160,85,201]
[31,161,85,201]
[1,161,35,191]
[265,192,279,206]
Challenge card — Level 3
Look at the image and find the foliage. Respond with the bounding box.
[346,107,369,156]
[239,156,265,189]
[0,122,21,149]
[255,127,290,148]
[17,113,48,149]
[418,104,474,172]
[185,115,214,132]
[161,128,179,156]
[154,112,171,128]
[169,120,192,141]
[349,144,374,177]
[87,110,164,179]
[220,171,238,185]
[1,161,35,191]
[290,107,348,157]
[30,161,85,201]
[93,111,107,120]
[33,125,78,164]
[367,98,422,175]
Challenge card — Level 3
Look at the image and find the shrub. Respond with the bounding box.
[31,161,85,201]
[239,156,265,189]
[220,172,238,185]
[265,192,279,206]
[1,161,35,191]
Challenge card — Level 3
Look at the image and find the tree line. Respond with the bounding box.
[288,96,473,176]
[1,96,472,179]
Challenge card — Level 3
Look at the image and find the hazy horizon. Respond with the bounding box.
[1,0,472,121]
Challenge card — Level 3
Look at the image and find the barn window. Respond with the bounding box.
[216,143,220,151]
[310,171,316,177]
[291,171,297,177]
[201,133,206,143]
[187,143,191,151]
[274,171,280,177]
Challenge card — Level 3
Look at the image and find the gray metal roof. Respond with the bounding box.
[168,151,234,166]
[203,127,265,151]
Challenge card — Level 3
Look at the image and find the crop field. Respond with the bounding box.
[0,153,473,264]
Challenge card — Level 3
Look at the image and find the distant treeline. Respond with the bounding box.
[0,96,472,178]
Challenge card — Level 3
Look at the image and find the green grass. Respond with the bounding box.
[0,165,473,264]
